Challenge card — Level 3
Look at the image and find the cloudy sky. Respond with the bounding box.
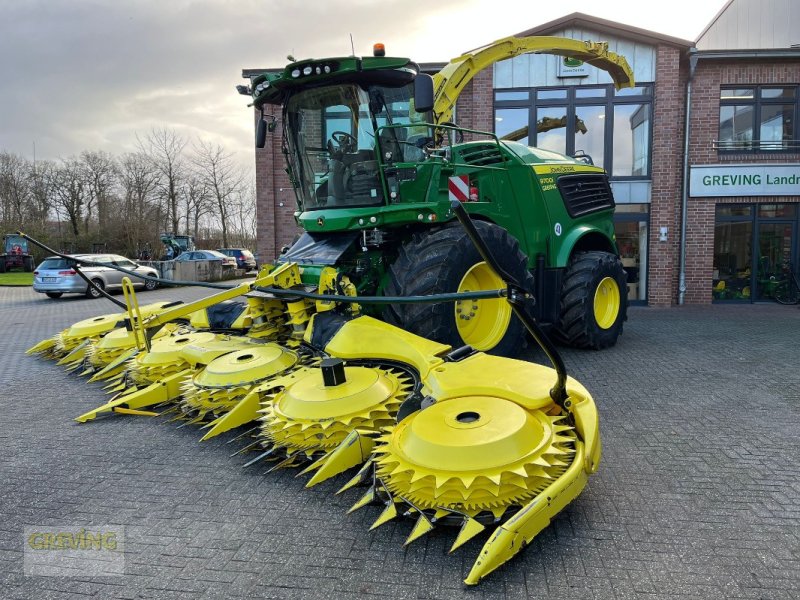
[0,0,728,172]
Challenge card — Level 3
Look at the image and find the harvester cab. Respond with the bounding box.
[245,36,635,355]
[0,233,34,273]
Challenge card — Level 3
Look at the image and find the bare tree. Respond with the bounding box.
[0,151,31,226]
[227,184,257,249]
[139,127,187,235]
[28,159,56,229]
[182,173,213,239]
[53,157,88,237]
[191,140,244,247]
[81,150,117,231]
[118,151,161,256]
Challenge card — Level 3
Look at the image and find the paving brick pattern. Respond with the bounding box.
[1,287,798,599]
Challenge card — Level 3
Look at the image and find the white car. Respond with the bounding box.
[33,254,159,299]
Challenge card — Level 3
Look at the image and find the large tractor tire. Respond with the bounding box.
[383,222,532,357]
[23,256,34,272]
[0,257,6,273]
[554,251,627,349]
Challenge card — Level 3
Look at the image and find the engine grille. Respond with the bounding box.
[556,174,615,218]
[458,143,505,167]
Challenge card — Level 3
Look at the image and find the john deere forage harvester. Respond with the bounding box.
[24,34,624,584]
[242,35,634,355]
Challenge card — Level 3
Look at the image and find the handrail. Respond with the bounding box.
[713,139,800,151]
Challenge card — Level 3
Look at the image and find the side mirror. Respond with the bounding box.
[414,74,434,113]
[256,118,267,149]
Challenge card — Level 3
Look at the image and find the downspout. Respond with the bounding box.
[678,48,699,305]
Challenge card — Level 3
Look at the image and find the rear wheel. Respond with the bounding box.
[23,256,34,272]
[554,251,627,349]
[0,257,6,273]
[383,222,532,357]
[774,277,799,305]
[86,278,105,299]
[45,292,63,299]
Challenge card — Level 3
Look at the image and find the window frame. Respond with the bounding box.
[717,85,799,153]
[493,83,654,180]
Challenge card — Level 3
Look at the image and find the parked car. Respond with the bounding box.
[173,250,237,269]
[33,254,159,299]
[217,248,257,271]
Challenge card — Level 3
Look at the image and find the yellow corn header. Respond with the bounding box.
[23,203,602,584]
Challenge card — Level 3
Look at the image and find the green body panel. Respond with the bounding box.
[259,60,619,316]
[294,136,616,273]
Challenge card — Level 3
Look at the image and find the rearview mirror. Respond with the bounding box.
[414,74,434,113]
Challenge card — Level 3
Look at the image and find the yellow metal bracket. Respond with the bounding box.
[432,35,635,125]
[121,277,148,352]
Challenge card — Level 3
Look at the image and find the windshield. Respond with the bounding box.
[284,82,423,211]
[4,235,28,254]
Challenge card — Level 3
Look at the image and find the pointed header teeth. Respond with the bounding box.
[369,502,398,531]
[404,514,434,546]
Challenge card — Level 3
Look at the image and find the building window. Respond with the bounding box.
[717,86,798,152]
[713,203,799,301]
[493,84,652,178]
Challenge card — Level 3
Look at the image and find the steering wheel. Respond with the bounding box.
[328,131,357,156]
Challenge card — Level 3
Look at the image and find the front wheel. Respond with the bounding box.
[554,251,628,349]
[144,277,158,291]
[383,222,532,357]
[86,278,105,299]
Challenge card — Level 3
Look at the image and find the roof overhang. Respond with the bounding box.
[515,12,693,49]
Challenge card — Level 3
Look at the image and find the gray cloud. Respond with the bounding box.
[0,0,723,170]
[0,0,466,169]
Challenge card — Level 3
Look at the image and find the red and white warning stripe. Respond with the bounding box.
[448,175,470,203]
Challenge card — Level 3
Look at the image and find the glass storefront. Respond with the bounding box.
[713,203,799,301]
[614,204,649,303]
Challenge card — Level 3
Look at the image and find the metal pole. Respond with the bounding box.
[678,49,698,305]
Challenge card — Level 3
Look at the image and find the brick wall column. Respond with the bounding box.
[648,45,687,306]
[255,110,299,263]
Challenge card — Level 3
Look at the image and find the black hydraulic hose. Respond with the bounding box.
[19,231,130,308]
[18,231,507,305]
[448,201,569,408]
[19,231,239,291]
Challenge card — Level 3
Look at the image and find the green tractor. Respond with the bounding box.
[244,36,634,355]
[159,233,195,260]
[0,233,35,273]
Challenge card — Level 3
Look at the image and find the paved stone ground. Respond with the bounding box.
[1,285,798,599]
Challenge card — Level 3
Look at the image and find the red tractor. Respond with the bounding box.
[0,234,35,273]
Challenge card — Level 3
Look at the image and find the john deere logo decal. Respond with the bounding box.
[317,217,325,227]
[558,56,590,78]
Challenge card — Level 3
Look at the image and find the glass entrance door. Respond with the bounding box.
[755,221,796,300]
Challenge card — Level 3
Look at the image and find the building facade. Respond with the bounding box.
[247,0,800,307]
[686,0,800,304]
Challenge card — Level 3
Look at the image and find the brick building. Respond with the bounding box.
[245,0,800,306]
